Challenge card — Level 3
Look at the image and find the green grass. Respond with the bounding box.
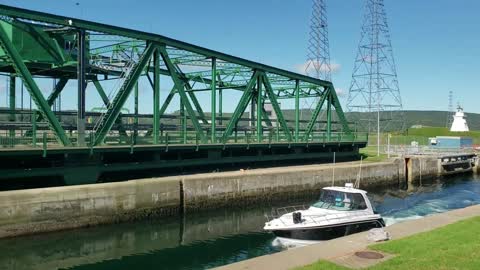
[296,216,480,270]
[366,126,480,146]
[296,261,348,270]
[360,146,389,162]
[406,126,480,138]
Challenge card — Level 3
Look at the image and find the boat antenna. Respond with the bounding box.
[355,156,363,189]
[331,152,336,187]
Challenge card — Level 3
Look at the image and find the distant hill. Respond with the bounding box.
[280,110,480,132]
[402,110,480,131]
[4,107,478,132]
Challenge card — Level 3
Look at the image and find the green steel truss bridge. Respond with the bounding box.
[0,5,366,187]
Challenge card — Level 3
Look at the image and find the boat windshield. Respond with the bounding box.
[312,190,368,211]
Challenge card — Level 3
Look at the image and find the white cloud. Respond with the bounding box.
[294,60,341,76]
[335,87,346,97]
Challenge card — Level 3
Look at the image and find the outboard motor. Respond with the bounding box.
[293,212,302,224]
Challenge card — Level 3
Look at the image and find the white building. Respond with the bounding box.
[450,106,469,132]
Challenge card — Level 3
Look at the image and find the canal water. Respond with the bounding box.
[2,175,480,270]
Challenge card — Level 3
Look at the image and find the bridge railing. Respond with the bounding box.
[0,129,368,150]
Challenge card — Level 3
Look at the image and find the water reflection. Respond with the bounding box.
[0,175,479,270]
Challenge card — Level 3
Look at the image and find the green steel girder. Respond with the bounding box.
[330,85,351,133]
[256,74,263,142]
[158,45,207,142]
[33,77,69,123]
[261,73,293,142]
[261,107,273,128]
[153,49,160,144]
[93,43,156,145]
[92,78,110,107]
[304,88,330,140]
[94,79,127,137]
[295,80,300,142]
[47,77,69,106]
[12,20,65,64]
[211,57,217,143]
[0,4,332,88]
[185,81,209,124]
[158,87,176,118]
[222,71,259,142]
[92,78,129,139]
[0,22,71,146]
[304,87,330,140]
[0,5,356,147]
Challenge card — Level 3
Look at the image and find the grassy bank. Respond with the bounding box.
[360,146,389,162]
[297,216,480,270]
[367,127,480,146]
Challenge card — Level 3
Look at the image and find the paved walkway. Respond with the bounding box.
[215,204,480,270]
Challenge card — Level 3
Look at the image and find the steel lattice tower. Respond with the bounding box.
[347,0,404,133]
[305,0,331,81]
[446,90,454,128]
[303,0,331,127]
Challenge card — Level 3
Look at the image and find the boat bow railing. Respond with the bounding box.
[266,208,383,228]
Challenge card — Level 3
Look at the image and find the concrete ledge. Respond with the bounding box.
[0,178,180,238]
[214,204,480,270]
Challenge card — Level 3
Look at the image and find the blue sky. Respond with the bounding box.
[1,0,479,113]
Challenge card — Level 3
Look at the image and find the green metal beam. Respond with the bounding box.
[47,78,69,106]
[262,73,293,142]
[295,79,300,142]
[211,57,216,143]
[9,75,15,138]
[304,88,330,140]
[219,89,223,125]
[159,87,176,118]
[0,4,332,88]
[134,81,139,141]
[153,49,160,144]
[327,93,332,140]
[256,74,263,142]
[93,43,155,145]
[158,46,207,142]
[0,23,71,146]
[12,20,65,64]
[185,83,208,124]
[261,107,273,128]
[92,78,128,140]
[222,71,259,142]
[31,77,69,124]
[92,78,110,106]
[330,86,352,133]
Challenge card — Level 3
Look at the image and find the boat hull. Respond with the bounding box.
[270,218,385,241]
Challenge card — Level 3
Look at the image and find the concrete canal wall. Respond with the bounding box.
[181,160,404,212]
[0,178,180,238]
[0,155,474,238]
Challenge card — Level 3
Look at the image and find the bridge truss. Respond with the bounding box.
[0,5,366,187]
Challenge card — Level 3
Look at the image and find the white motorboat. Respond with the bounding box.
[264,183,385,241]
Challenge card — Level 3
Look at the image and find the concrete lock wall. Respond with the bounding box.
[0,178,180,238]
[0,156,472,238]
[181,161,404,212]
[406,156,441,183]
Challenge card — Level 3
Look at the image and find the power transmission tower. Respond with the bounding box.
[305,0,331,81]
[347,0,404,134]
[303,0,331,127]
